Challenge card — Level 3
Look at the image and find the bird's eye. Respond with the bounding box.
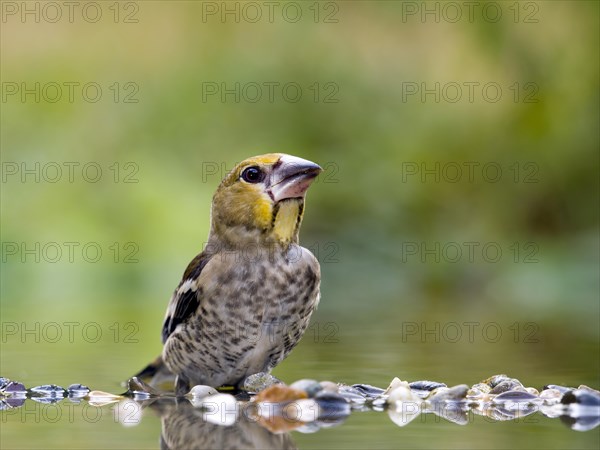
[241,166,264,184]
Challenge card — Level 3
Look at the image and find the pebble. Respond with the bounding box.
[114,399,143,427]
[30,384,67,398]
[561,388,600,407]
[483,374,511,388]
[125,377,161,399]
[428,401,469,425]
[0,377,10,391]
[467,383,491,400]
[313,392,351,419]
[387,382,421,410]
[337,385,368,404]
[87,390,123,406]
[492,390,541,404]
[199,393,238,426]
[254,384,307,403]
[0,374,597,433]
[319,381,339,393]
[387,385,421,427]
[188,385,218,399]
[67,384,90,398]
[539,388,564,403]
[383,377,406,395]
[525,387,539,396]
[292,399,322,422]
[410,381,447,399]
[2,381,27,396]
[31,396,64,404]
[543,384,574,394]
[409,380,447,393]
[428,385,469,403]
[290,379,323,397]
[351,383,385,399]
[242,372,283,394]
[489,379,524,395]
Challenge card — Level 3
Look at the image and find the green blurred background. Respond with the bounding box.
[1,1,598,448]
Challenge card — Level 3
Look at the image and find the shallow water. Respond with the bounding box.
[2,371,599,450]
[2,398,599,449]
[2,303,599,449]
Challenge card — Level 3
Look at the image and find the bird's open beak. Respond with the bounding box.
[270,155,322,202]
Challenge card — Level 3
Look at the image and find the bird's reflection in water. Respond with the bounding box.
[150,399,297,450]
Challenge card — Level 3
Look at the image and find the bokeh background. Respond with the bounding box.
[1,1,598,448]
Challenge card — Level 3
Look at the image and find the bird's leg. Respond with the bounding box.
[175,375,190,397]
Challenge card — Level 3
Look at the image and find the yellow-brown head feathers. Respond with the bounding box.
[209,154,321,247]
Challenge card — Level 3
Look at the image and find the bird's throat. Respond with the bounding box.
[273,199,303,244]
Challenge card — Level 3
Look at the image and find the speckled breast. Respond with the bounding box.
[163,244,320,387]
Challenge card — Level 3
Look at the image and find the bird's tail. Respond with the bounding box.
[133,355,176,391]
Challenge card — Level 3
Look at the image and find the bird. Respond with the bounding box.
[135,153,322,395]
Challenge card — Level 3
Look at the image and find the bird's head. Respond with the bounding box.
[209,153,322,248]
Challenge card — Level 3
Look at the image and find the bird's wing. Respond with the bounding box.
[161,252,212,344]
